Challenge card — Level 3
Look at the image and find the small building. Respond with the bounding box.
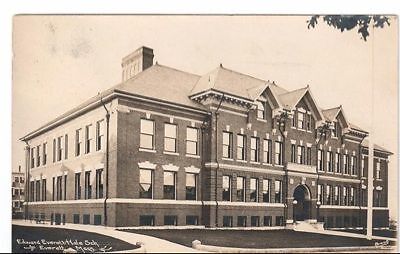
[21,46,392,228]
[12,166,25,219]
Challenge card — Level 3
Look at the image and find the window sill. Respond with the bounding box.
[236,159,247,163]
[375,178,383,181]
[257,118,267,123]
[250,161,261,165]
[163,151,179,156]
[222,157,234,161]
[139,148,156,153]
[274,164,284,168]
[186,154,200,159]
[262,163,273,166]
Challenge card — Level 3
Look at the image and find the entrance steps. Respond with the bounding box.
[293,220,325,232]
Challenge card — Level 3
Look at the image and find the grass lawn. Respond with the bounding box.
[332,229,397,239]
[13,225,139,253]
[121,229,394,249]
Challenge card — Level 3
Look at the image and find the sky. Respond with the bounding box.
[12,15,398,218]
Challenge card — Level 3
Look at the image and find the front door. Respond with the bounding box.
[293,185,311,221]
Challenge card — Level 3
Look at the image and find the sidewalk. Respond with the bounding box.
[12,220,201,253]
[295,227,397,242]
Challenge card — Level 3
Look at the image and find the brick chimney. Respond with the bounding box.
[121,46,154,82]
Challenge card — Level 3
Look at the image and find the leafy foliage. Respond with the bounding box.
[307,15,390,41]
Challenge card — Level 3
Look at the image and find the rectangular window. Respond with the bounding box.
[350,187,355,206]
[335,153,341,173]
[343,186,348,206]
[274,180,282,203]
[164,216,178,226]
[344,154,349,174]
[334,186,339,205]
[251,216,260,227]
[351,156,357,175]
[75,129,82,156]
[263,139,272,164]
[249,178,258,202]
[250,137,260,162]
[63,175,67,200]
[306,113,312,131]
[332,122,338,137]
[297,146,305,164]
[73,214,80,224]
[36,145,41,167]
[83,214,90,225]
[42,179,46,201]
[75,173,81,200]
[96,168,104,199]
[35,180,40,202]
[317,184,324,204]
[237,134,246,160]
[275,141,283,165]
[291,144,296,163]
[85,125,92,154]
[186,216,199,225]
[186,127,198,155]
[306,147,312,165]
[222,175,231,201]
[163,171,176,200]
[139,215,155,226]
[223,216,233,227]
[164,123,177,152]
[31,147,35,168]
[327,151,333,172]
[264,216,272,226]
[52,139,56,163]
[262,179,270,202]
[140,119,154,150]
[56,176,62,200]
[361,157,365,177]
[317,150,323,171]
[236,176,245,202]
[376,161,381,179]
[326,185,331,205]
[275,216,284,226]
[84,171,91,199]
[237,216,247,227]
[222,131,233,159]
[52,177,55,201]
[96,120,104,151]
[297,111,304,129]
[43,143,47,165]
[139,169,153,198]
[57,136,63,161]
[93,215,102,225]
[64,134,68,159]
[257,101,265,119]
[185,173,197,200]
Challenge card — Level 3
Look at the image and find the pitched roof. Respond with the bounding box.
[190,65,270,101]
[361,139,392,154]
[322,107,341,122]
[349,122,368,133]
[115,64,205,110]
[277,87,308,109]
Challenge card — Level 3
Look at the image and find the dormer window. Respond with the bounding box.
[297,111,305,129]
[332,121,338,138]
[256,101,265,120]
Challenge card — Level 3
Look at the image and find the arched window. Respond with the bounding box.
[256,101,265,119]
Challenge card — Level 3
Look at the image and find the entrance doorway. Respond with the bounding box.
[293,185,311,221]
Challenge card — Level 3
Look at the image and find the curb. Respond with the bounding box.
[192,240,395,253]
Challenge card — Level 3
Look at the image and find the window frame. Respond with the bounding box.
[140,119,155,150]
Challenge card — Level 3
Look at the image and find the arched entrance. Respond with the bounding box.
[293,185,311,222]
